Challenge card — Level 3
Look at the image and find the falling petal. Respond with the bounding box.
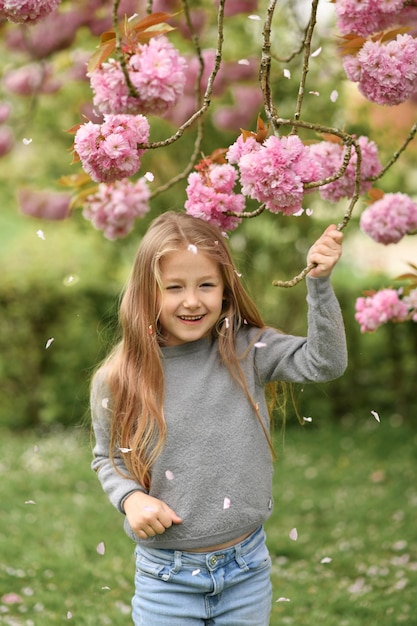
[25,500,36,505]
[45,338,54,349]
[119,447,132,453]
[289,528,298,541]
[223,497,231,510]
[224,317,230,329]
[283,68,291,79]
[63,274,79,286]
[128,13,139,21]
[293,208,304,216]
[254,342,267,348]
[192,569,200,576]
[96,542,106,555]
[67,611,73,619]
[238,59,250,65]
[371,410,380,423]
[303,416,313,423]
[311,47,322,57]
[37,229,45,240]
[234,270,242,277]
[23,138,33,145]
[320,556,332,564]
[276,597,290,602]
[330,90,339,102]
[165,470,175,480]
[187,244,198,255]
[309,91,320,96]
[248,14,261,20]
[101,586,111,591]
[144,171,154,182]
[101,398,109,409]
[306,208,313,216]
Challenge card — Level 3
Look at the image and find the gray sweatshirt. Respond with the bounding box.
[91,276,347,550]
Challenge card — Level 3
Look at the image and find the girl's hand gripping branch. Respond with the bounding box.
[123,491,183,540]
[307,224,343,278]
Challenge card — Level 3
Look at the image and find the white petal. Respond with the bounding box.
[283,68,291,79]
[276,597,290,602]
[23,138,33,145]
[303,416,313,423]
[238,59,250,66]
[165,470,175,480]
[311,47,322,57]
[101,397,109,409]
[96,542,105,555]
[223,497,231,510]
[37,229,45,240]
[371,410,380,423]
[187,244,198,254]
[144,171,154,182]
[119,447,132,453]
[320,556,332,564]
[254,342,267,348]
[192,569,200,576]
[45,338,54,349]
[248,14,261,20]
[330,90,339,102]
[289,527,298,541]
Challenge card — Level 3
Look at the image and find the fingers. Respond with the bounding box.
[307,225,343,278]
[123,492,182,539]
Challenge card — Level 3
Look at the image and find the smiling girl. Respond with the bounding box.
[90,211,347,625]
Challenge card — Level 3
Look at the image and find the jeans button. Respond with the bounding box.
[209,555,218,566]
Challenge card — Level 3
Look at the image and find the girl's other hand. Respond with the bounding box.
[307,224,343,278]
[123,491,183,540]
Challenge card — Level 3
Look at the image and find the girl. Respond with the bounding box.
[91,211,347,625]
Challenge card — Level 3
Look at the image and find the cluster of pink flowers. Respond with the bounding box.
[74,114,150,183]
[334,0,406,37]
[0,0,61,24]
[185,162,245,231]
[83,177,150,240]
[343,34,417,106]
[3,62,61,96]
[227,134,322,215]
[89,36,187,117]
[355,288,411,333]
[0,102,13,158]
[309,136,382,203]
[360,193,417,245]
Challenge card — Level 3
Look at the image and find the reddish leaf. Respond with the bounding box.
[88,40,116,73]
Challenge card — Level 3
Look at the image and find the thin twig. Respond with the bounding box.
[369,122,417,181]
[292,0,319,131]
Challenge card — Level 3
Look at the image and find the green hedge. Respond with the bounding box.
[2,219,416,430]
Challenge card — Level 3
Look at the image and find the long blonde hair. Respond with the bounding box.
[99,211,280,489]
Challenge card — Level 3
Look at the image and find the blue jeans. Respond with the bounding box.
[132,526,272,625]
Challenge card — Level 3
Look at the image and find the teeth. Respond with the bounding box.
[180,315,202,320]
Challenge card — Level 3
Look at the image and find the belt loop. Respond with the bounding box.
[173,550,182,573]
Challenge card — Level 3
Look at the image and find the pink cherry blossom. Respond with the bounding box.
[83,177,150,239]
[185,163,244,231]
[343,34,417,106]
[355,288,409,333]
[89,36,187,117]
[2,62,61,96]
[74,114,150,183]
[235,134,322,215]
[0,0,61,24]
[18,188,71,220]
[309,136,382,203]
[334,0,405,37]
[360,193,417,244]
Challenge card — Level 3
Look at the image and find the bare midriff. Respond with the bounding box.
[186,531,252,553]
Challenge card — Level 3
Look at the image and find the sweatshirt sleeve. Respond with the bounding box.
[253,276,347,384]
[90,372,146,513]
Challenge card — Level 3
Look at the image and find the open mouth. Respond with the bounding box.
[178,315,204,321]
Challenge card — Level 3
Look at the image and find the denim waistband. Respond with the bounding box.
[135,526,265,571]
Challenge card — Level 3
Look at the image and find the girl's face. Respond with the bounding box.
[157,248,225,346]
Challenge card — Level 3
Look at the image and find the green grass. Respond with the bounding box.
[1,416,417,625]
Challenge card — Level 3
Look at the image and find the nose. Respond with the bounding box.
[183,289,200,309]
